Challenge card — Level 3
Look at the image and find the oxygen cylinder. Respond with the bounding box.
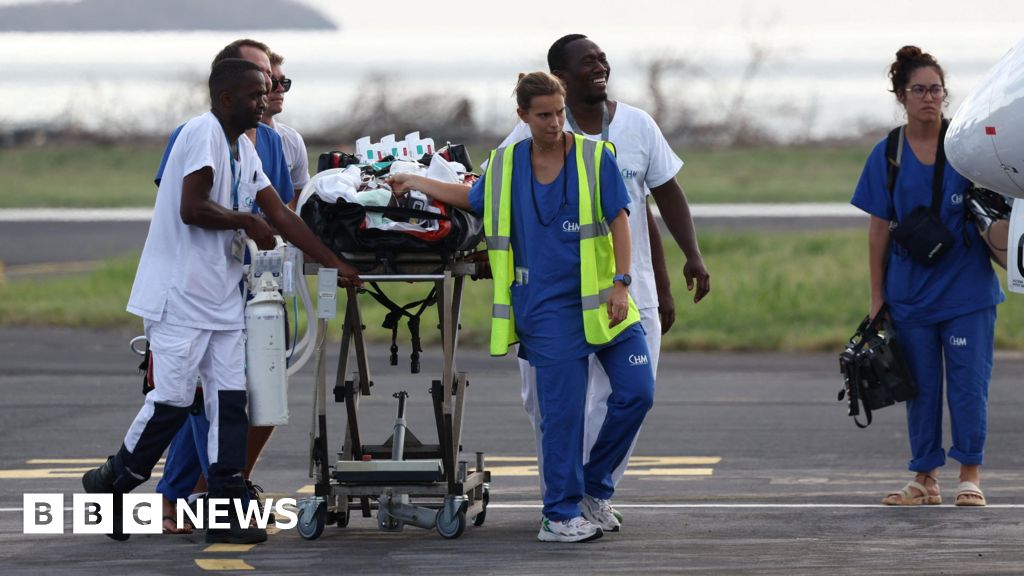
[245,290,288,425]
[244,240,289,426]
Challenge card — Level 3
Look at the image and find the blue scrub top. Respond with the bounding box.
[851,134,1003,326]
[469,139,641,366]
[154,122,294,209]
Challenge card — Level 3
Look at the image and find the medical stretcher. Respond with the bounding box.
[295,251,490,540]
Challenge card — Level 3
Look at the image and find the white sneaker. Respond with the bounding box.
[580,494,621,532]
[537,516,603,543]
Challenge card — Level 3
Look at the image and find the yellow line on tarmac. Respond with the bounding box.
[27,458,167,465]
[482,466,712,477]
[629,456,722,465]
[625,468,715,476]
[195,559,254,571]
[27,459,110,465]
[484,456,539,463]
[203,544,257,553]
[486,466,537,477]
[0,469,163,479]
[1,459,165,480]
[294,455,721,487]
[295,466,716,480]
[465,455,721,465]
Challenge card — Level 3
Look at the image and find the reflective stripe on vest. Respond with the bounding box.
[484,145,517,355]
[484,135,639,357]
[575,135,640,345]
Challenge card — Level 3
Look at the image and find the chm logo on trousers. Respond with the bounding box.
[628,354,649,366]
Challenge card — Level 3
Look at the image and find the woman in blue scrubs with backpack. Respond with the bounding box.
[389,71,654,542]
[851,46,1003,507]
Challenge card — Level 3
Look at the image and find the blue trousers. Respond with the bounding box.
[534,331,655,521]
[896,306,996,472]
[157,412,210,501]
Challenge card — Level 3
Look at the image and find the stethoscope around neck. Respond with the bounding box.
[527,133,571,227]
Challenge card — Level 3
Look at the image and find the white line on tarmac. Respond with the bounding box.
[0,204,863,223]
[0,208,153,222]
[9,503,1024,514]
[487,503,1024,509]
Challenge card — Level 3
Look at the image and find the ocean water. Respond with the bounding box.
[5,0,1023,143]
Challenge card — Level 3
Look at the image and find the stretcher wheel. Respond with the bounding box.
[473,488,489,527]
[297,500,326,541]
[435,506,466,539]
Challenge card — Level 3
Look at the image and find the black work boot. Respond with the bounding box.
[204,485,268,544]
[81,456,129,541]
[246,480,276,525]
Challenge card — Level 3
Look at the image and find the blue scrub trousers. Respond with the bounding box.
[534,330,655,521]
[157,413,211,501]
[897,306,996,472]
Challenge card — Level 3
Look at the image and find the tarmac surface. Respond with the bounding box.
[2,326,1024,575]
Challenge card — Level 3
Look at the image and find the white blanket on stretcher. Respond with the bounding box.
[298,155,466,233]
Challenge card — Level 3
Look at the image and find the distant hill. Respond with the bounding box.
[0,0,337,32]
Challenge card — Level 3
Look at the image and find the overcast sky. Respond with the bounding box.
[3,0,1022,136]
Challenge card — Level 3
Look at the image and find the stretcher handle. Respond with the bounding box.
[358,274,447,282]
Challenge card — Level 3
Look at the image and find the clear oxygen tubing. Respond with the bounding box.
[287,172,341,376]
[286,248,317,378]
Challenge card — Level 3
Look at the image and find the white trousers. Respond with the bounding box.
[520,307,662,496]
[123,320,246,467]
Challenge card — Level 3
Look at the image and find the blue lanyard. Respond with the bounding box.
[226,133,241,211]
[565,101,609,141]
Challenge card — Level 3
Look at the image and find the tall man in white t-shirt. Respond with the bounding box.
[503,34,711,529]
[82,58,360,544]
[262,50,309,209]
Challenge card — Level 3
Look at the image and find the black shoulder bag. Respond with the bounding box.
[886,120,955,265]
[837,304,917,428]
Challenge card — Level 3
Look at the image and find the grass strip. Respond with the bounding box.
[3,230,1022,352]
[0,143,870,207]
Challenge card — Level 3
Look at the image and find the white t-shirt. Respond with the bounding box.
[274,121,309,193]
[496,102,683,310]
[127,111,271,330]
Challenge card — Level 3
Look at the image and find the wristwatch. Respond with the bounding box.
[613,273,632,287]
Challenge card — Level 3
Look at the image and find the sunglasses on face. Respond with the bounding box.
[271,77,292,92]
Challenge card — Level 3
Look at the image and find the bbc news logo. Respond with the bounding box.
[23,493,299,534]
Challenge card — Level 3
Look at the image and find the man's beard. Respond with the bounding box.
[583,92,608,105]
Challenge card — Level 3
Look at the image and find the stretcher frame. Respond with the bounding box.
[295,251,490,540]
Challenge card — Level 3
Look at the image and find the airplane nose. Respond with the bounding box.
[946,37,1024,198]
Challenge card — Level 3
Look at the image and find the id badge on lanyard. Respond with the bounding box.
[227,135,246,263]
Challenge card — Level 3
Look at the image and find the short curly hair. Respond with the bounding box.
[547,34,588,73]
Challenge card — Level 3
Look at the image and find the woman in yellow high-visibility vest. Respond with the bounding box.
[389,71,654,543]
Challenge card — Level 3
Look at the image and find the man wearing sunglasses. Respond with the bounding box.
[262,51,309,210]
